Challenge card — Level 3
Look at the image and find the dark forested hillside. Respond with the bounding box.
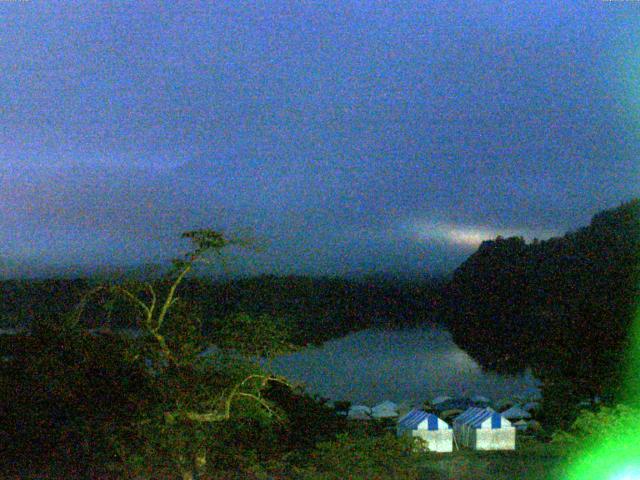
[0,274,441,345]
[443,199,640,425]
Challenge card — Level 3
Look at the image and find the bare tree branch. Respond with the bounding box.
[111,285,151,318]
[164,373,290,425]
[67,285,109,328]
[156,262,192,331]
[145,282,157,319]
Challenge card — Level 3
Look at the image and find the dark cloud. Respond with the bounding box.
[1,1,639,277]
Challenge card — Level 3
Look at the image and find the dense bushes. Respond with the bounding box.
[290,432,424,480]
[552,404,640,449]
[1,325,430,479]
[0,323,150,476]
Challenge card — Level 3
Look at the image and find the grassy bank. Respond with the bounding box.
[418,439,567,480]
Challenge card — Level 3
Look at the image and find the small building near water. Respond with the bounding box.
[371,400,399,419]
[434,398,474,423]
[495,398,518,412]
[347,405,372,420]
[453,407,516,451]
[430,395,452,406]
[396,409,453,452]
[501,405,531,422]
[471,394,491,408]
[522,401,541,414]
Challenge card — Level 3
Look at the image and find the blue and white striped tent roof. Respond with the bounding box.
[454,407,511,429]
[454,407,493,425]
[397,409,451,430]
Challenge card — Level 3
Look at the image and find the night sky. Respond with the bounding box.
[1,1,639,278]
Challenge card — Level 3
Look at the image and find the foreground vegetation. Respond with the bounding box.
[0,227,567,480]
[2,198,640,478]
[417,441,566,480]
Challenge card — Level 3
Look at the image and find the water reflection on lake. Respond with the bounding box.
[269,325,540,406]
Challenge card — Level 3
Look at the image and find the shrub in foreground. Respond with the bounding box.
[292,432,424,480]
[552,404,640,451]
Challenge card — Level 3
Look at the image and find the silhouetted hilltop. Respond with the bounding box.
[443,199,640,421]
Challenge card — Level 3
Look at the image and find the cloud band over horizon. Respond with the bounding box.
[0,1,638,277]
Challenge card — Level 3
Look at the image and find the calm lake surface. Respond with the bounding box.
[269,325,540,406]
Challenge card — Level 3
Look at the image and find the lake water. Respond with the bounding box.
[269,325,540,406]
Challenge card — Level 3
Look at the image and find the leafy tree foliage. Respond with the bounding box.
[1,230,298,479]
[84,230,297,479]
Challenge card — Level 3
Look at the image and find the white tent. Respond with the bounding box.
[431,395,452,405]
[397,409,453,452]
[501,405,531,421]
[371,400,399,418]
[347,405,372,420]
[453,407,516,450]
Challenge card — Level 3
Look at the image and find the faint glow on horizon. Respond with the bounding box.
[403,219,560,248]
[447,228,493,247]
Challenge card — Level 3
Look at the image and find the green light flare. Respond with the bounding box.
[562,416,640,480]
[561,305,640,480]
[563,250,640,478]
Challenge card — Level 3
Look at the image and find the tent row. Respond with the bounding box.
[428,395,541,429]
[346,400,399,420]
[346,395,541,422]
[396,407,516,452]
[430,395,540,412]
